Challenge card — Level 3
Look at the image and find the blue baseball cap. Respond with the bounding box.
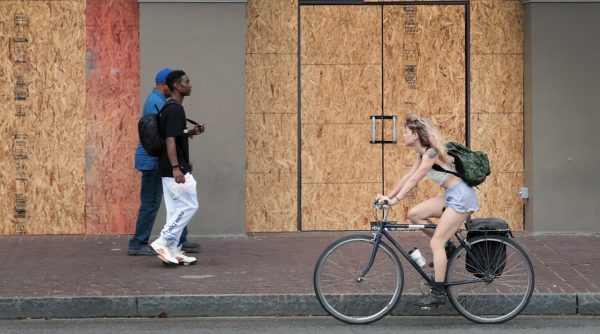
[155,68,174,84]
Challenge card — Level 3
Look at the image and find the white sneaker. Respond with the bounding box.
[174,245,197,266]
[150,239,179,265]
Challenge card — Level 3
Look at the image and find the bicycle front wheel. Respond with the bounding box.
[313,235,404,325]
[446,236,535,324]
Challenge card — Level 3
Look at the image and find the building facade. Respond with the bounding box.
[0,0,598,235]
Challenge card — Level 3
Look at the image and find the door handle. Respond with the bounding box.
[371,116,377,144]
[392,115,397,143]
[370,115,397,144]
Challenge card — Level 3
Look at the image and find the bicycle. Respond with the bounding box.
[313,200,535,325]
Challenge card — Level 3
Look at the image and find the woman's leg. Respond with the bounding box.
[416,207,471,307]
[407,196,444,237]
[431,207,471,282]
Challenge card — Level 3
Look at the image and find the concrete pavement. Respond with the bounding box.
[0,232,598,319]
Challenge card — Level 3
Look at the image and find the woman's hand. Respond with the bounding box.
[375,194,392,205]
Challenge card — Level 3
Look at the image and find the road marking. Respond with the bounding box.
[181,275,216,279]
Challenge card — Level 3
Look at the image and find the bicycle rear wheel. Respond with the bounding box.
[446,236,534,324]
[313,235,404,325]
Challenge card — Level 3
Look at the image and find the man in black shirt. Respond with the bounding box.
[150,70,204,266]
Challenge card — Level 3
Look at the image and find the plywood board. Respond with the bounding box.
[245,52,297,231]
[383,5,465,119]
[471,113,523,173]
[302,124,382,184]
[299,5,384,231]
[244,2,524,232]
[472,54,523,114]
[246,53,296,114]
[382,6,466,225]
[246,0,297,54]
[28,0,85,60]
[0,1,86,235]
[302,183,382,231]
[0,1,24,235]
[471,0,523,54]
[85,0,140,234]
[301,64,381,124]
[301,5,381,65]
[475,172,524,230]
[246,171,297,232]
[246,113,297,174]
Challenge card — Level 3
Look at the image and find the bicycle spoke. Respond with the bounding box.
[314,236,404,325]
[446,237,534,324]
[498,261,525,277]
[325,257,363,279]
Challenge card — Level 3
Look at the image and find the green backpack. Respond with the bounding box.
[432,142,491,187]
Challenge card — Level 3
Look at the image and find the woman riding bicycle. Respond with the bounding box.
[375,114,479,307]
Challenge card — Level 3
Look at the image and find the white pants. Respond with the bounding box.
[159,173,199,244]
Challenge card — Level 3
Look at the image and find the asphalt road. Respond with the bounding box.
[1,316,599,334]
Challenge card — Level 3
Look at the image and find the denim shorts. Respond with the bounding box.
[444,180,479,213]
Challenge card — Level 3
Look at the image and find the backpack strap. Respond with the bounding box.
[186,118,199,125]
[156,99,179,116]
[432,163,461,178]
[433,163,482,189]
[156,100,198,125]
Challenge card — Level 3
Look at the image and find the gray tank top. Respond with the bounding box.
[424,148,456,186]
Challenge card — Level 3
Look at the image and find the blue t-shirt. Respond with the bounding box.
[134,88,167,170]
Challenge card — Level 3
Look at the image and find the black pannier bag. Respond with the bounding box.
[465,218,509,278]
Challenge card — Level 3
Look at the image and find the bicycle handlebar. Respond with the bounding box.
[373,199,390,209]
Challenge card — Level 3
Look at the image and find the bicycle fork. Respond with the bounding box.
[357,233,384,282]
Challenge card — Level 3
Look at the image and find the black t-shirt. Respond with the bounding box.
[158,100,191,177]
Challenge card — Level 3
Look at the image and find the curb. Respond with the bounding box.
[0,293,598,319]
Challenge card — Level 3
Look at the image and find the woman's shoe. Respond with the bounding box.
[415,282,446,307]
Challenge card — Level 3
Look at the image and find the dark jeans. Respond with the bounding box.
[128,169,188,250]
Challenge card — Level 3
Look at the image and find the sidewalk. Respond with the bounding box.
[0,232,599,319]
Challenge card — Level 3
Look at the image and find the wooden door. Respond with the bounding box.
[300,5,383,230]
[383,6,466,224]
[299,4,466,230]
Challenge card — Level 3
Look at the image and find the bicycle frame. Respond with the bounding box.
[361,205,485,288]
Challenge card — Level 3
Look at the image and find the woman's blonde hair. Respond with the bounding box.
[405,114,451,163]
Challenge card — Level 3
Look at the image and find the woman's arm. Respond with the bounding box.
[386,156,421,200]
[377,154,437,205]
[388,153,437,205]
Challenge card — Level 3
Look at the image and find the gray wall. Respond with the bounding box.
[523,1,600,233]
[140,2,246,235]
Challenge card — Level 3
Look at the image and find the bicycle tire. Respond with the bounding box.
[313,235,404,325]
[446,236,535,324]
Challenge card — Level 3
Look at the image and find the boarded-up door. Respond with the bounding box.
[301,6,383,230]
[300,4,466,230]
[383,6,466,224]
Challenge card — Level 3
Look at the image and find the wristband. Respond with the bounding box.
[172,165,179,169]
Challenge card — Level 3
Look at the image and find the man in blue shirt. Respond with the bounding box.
[128,68,200,256]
